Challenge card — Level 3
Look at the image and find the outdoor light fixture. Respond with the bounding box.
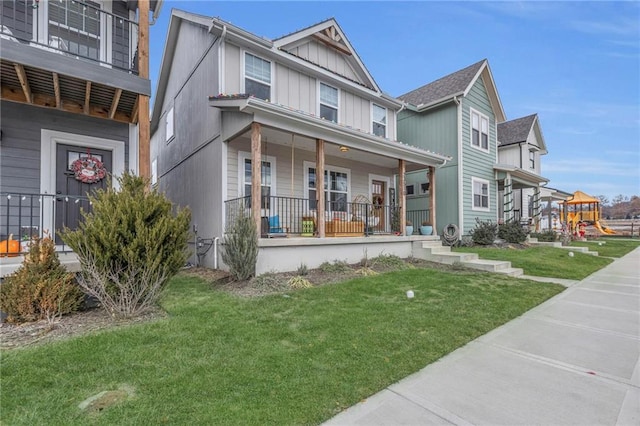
[339,146,349,152]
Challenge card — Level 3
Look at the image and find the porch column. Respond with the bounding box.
[399,159,406,235]
[503,174,513,222]
[428,166,437,236]
[137,0,150,182]
[251,123,262,233]
[533,186,542,231]
[316,139,325,238]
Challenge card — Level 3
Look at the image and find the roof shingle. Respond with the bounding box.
[497,114,537,146]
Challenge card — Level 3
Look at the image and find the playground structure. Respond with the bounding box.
[561,190,616,236]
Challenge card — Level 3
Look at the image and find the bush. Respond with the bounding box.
[469,218,498,245]
[0,235,82,324]
[319,260,351,273]
[498,221,528,244]
[287,276,313,289]
[221,211,259,281]
[530,229,558,242]
[61,173,191,318]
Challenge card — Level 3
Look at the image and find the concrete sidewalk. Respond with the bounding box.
[325,247,640,425]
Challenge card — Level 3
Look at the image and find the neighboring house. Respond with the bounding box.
[150,10,449,273]
[397,59,507,237]
[0,0,162,274]
[496,113,551,228]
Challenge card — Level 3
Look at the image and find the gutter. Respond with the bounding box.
[415,91,464,112]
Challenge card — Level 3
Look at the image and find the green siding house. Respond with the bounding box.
[398,59,507,237]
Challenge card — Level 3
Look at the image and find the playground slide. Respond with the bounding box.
[594,220,616,235]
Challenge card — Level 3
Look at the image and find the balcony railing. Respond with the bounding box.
[1,0,139,73]
[1,192,92,254]
[225,196,404,237]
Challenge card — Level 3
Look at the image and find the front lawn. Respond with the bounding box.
[454,246,612,280]
[571,238,640,258]
[1,269,563,425]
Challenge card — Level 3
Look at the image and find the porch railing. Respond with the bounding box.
[406,209,431,234]
[0,0,139,73]
[224,196,403,237]
[1,192,92,254]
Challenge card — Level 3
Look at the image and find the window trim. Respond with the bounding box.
[529,150,535,169]
[318,82,340,123]
[165,106,174,143]
[238,151,277,198]
[471,177,491,211]
[371,103,387,138]
[242,51,272,101]
[303,161,351,211]
[470,108,490,152]
[405,184,415,197]
[151,158,158,186]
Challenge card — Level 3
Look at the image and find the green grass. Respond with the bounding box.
[1,270,563,425]
[454,246,612,280]
[570,238,640,258]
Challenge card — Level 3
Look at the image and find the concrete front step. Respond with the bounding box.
[461,259,523,277]
[424,252,479,264]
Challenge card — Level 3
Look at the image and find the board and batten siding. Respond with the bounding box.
[498,144,521,167]
[0,101,129,194]
[397,104,459,233]
[286,39,360,83]
[460,77,498,235]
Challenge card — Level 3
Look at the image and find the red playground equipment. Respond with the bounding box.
[561,190,615,236]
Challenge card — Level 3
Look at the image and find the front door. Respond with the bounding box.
[372,180,386,233]
[55,144,112,242]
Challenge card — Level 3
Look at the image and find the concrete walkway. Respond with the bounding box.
[325,247,640,425]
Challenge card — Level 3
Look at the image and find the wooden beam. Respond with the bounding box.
[312,33,352,56]
[399,160,406,235]
[13,64,32,103]
[52,72,61,108]
[316,139,325,238]
[428,166,437,235]
[130,95,139,124]
[138,0,150,182]
[251,122,262,234]
[84,81,91,114]
[109,88,122,119]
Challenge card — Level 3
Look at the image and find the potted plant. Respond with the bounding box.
[419,220,433,235]
[405,220,413,236]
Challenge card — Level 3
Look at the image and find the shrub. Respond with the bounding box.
[221,211,259,281]
[371,254,411,270]
[469,218,498,245]
[530,229,558,242]
[319,260,351,273]
[296,263,309,276]
[498,221,528,244]
[0,235,82,324]
[61,173,191,318]
[287,276,313,289]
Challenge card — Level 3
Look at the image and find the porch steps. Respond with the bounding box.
[412,240,524,277]
[527,238,599,256]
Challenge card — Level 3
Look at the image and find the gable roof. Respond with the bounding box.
[398,59,506,122]
[273,18,379,91]
[498,113,548,153]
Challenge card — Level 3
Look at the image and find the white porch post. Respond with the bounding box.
[316,139,325,238]
[533,186,542,231]
[399,160,406,235]
[428,166,437,236]
[251,123,262,234]
[503,174,513,222]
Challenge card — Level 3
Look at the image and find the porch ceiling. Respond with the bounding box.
[211,96,450,170]
[1,44,144,124]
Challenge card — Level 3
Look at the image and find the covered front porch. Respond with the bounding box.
[495,164,549,231]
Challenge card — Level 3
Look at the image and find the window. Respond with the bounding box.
[405,184,415,196]
[372,104,387,137]
[165,107,174,142]
[319,83,338,122]
[48,0,101,60]
[529,150,535,169]
[420,182,430,194]
[305,162,350,212]
[472,178,490,210]
[239,152,276,209]
[244,53,271,100]
[151,158,158,185]
[471,110,489,151]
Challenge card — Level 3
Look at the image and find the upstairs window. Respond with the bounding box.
[472,178,490,210]
[244,53,271,100]
[48,0,101,60]
[372,104,387,137]
[319,83,338,123]
[471,110,489,151]
[166,107,174,142]
[529,150,536,169]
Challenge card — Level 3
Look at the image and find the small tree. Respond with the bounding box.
[221,211,258,281]
[0,235,82,324]
[469,218,498,245]
[498,221,528,244]
[62,173,191,318]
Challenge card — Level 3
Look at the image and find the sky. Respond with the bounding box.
[149,1,640,203]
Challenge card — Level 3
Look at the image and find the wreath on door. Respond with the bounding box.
[71,155,107,184]
[373,195,384,209]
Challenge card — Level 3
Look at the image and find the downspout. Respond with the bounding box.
[454,95,463,237]
[213,237,220,269]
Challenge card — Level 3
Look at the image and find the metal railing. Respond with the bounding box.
[224,196,403,237]
[1,192,91,253]
[0,0,139,73]
[406,209,431,234]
